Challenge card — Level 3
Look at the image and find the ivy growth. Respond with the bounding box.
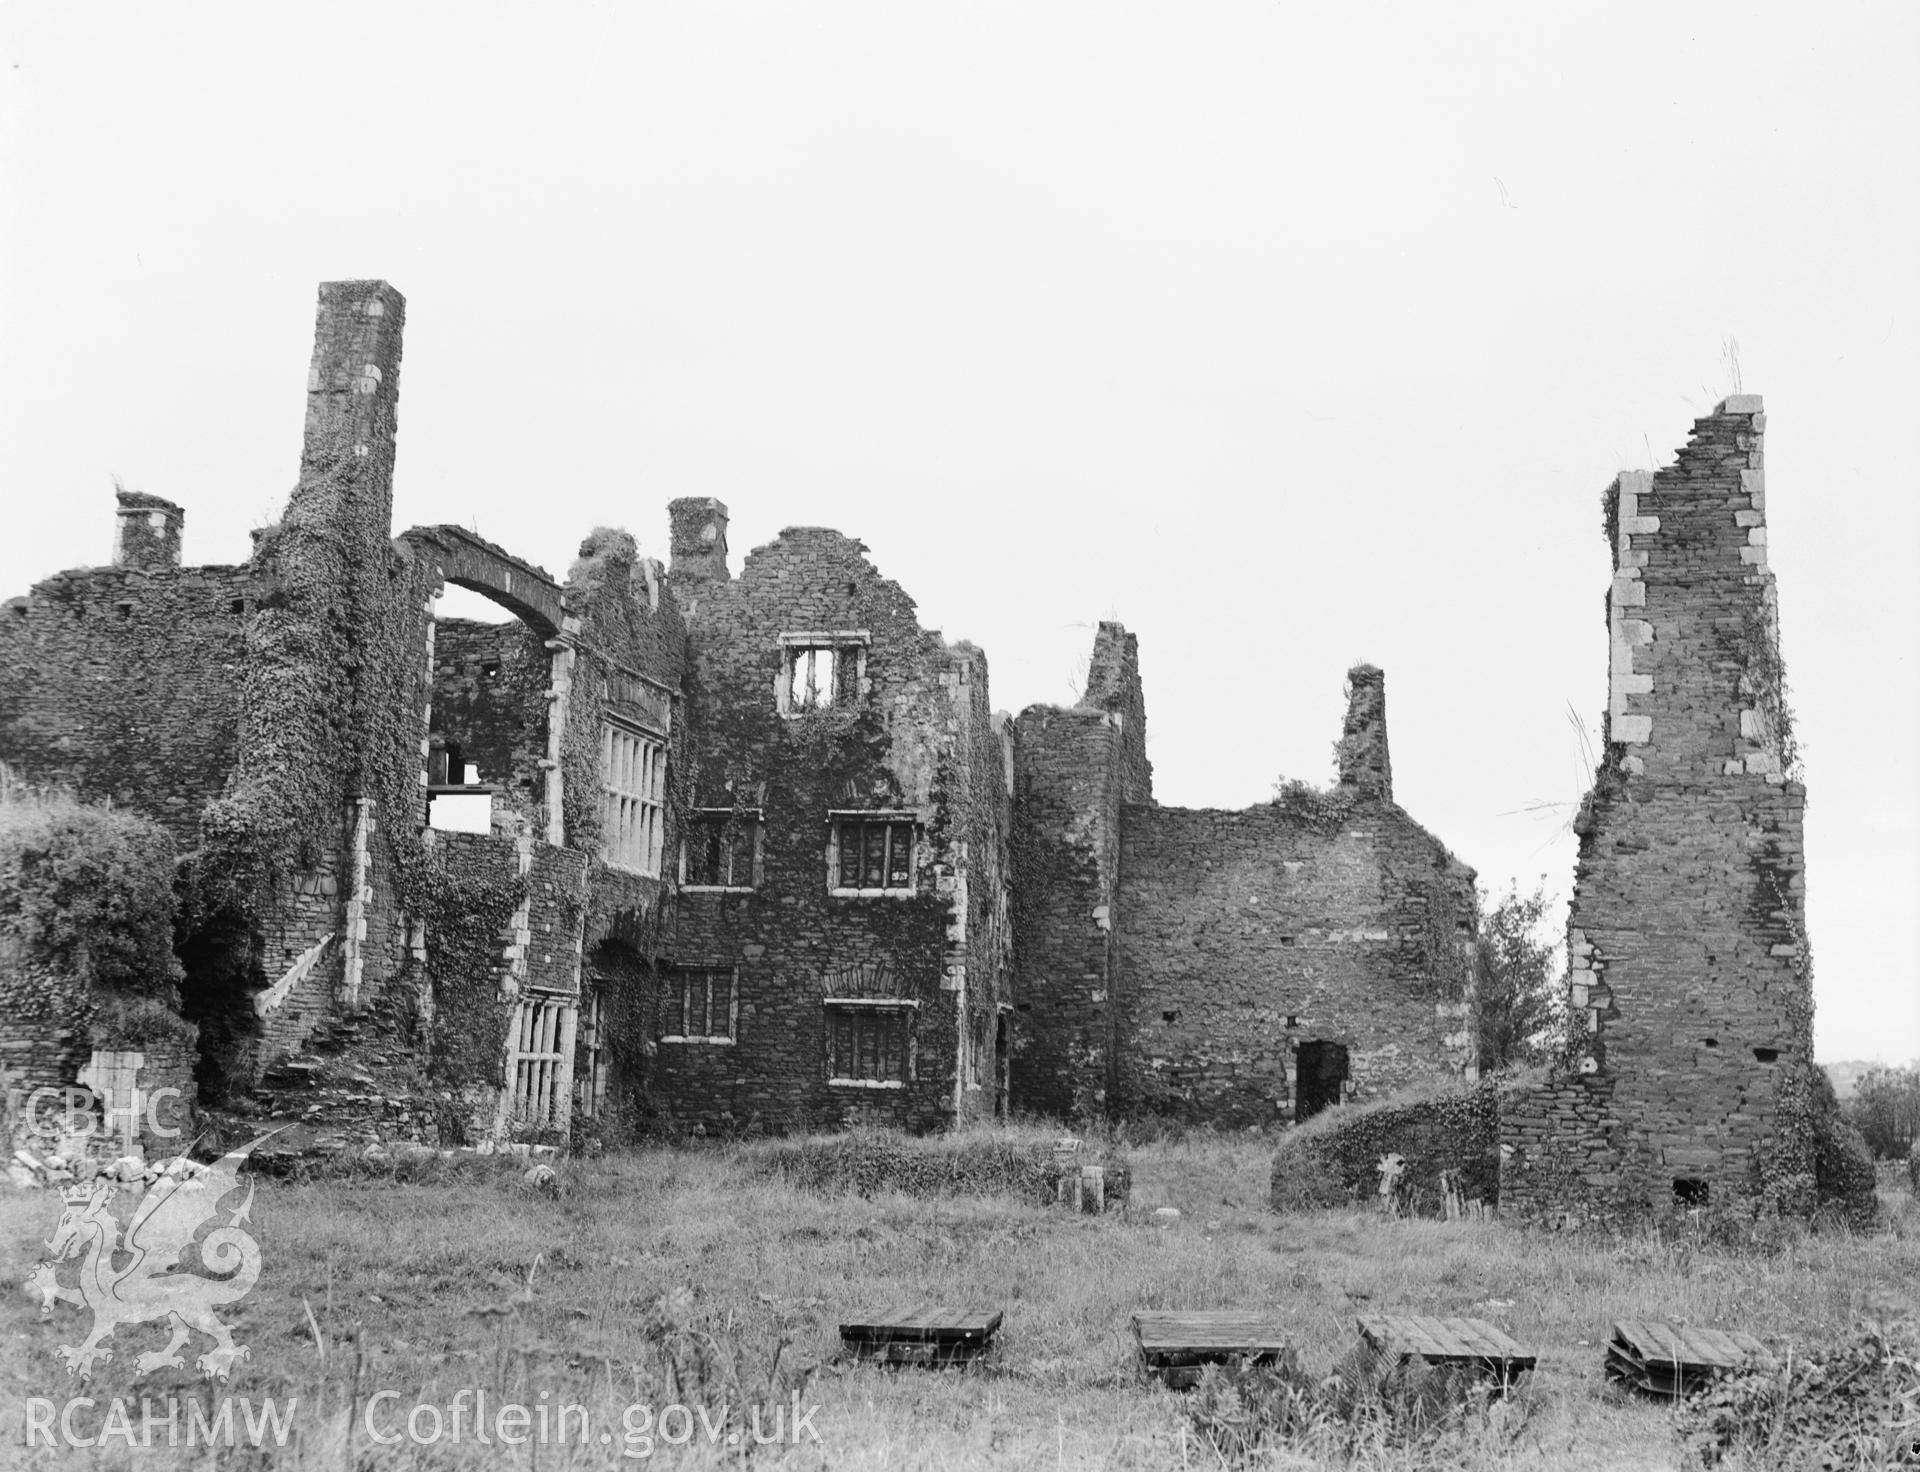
[1269,778,1357,835]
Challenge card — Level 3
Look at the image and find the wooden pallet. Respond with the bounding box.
[839,1305,1004,1367]
[1132,1311,1294,1389]
[1606,1320,1775,1398]
[1356,1316,1536,1389]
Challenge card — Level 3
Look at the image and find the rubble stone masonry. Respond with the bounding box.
[5,277,1507,1150]
[1009,625,1151,1118]
[1014,645,1474,1126]
[667,526,1011,1134]
[1500,397,1814,1222]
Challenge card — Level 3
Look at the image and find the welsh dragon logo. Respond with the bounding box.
[26,1136,271,1381]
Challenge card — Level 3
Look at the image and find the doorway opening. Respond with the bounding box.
[1294,1041,1350,1122]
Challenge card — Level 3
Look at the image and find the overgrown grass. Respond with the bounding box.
[1,1134,1914,1468]
[743,1121,1128,1205]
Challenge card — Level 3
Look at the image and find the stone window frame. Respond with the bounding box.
[825,810,922,898]
[776,631,871,715]
[601,718,666,877]
[823,998,917,1088]
[662,965,739,1045]
[679,807,763,893]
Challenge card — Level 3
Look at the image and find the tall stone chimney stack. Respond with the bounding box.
[113,490,184,570]
[1337,664,1392,800]
[667,497,731,606]
[295,280,407,543]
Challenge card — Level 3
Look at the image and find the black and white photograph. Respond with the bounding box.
[2,5,1916,1466]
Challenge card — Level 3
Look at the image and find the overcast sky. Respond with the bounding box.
[3,4,1915,1063]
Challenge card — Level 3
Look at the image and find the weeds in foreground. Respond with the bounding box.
[1187,1340,1535,1467]
[1677,1320,1920,1469]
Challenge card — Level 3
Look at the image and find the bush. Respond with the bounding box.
[1269,1079,1501,1216]
[1844,1064,1920,1161]
[1676,1321,1920,1468]
[0,776,184,1002]
[91,992,200,1050]
[1813,1111,1881,1231]
[0,776,193,1063]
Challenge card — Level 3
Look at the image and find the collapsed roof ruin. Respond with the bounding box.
[2,282,1862,1221]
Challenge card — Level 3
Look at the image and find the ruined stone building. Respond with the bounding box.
[1500,396,1828,1221]
[0,280,1480,1147]
[1012,645,1477,1128]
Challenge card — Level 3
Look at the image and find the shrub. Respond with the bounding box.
[1813,1110,1881,1231]
[91,992,200,1050]
[1676,1321,1920,1468]
[0,775,193,1061]
[1269,1078,1501,1216]
[1844,1064,1920,1161]
[0,775,184,1002]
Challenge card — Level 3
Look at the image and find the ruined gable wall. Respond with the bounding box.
[1008,706,1125,1119]
[1112,793,1476,1127]
[1500,397,1813,1222]
[0,563,253,848]
[1008,623,1150,1121]
[667,527,994,1133]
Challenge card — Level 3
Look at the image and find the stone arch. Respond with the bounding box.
[399,525,565,638]
[401,526,566,834]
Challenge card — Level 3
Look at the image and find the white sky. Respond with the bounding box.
[3,4,1915,1064]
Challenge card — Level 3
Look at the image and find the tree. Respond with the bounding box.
[1474,881,1563,1073]
[1843,1064,1920,1161]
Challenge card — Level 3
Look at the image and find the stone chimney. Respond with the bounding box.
[667,497,730,596]
[1337,664,1392,800]
[113,490,184,570]
[1076,621,1153,803]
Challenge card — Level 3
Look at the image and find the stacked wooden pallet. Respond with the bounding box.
[1131,1311,1295,1389]
[1357,1315,1537,1390]
[838,1305,1004,1366]
[1605,1320,1774,1398]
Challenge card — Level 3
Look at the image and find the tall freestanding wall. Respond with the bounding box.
[1501,396,1823,1220]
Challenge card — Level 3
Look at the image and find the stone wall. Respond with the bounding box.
[1,276,1508,1148]
[1500,397,1823,1222]
[1008,624,1151,1119]
[0,560,253,848]
[1015,655,1475,1129]
[1112,674,1477,1127]
[430,616,552,828]
[666,525,1008,1134]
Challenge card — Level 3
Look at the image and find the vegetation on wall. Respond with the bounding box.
[1267,777,1356,835]
[193,437,363,926]
[413,839,526,1091]
[1731,594,1800,778]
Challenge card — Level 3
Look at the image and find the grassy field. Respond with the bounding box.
[1,1130,1914,1470]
